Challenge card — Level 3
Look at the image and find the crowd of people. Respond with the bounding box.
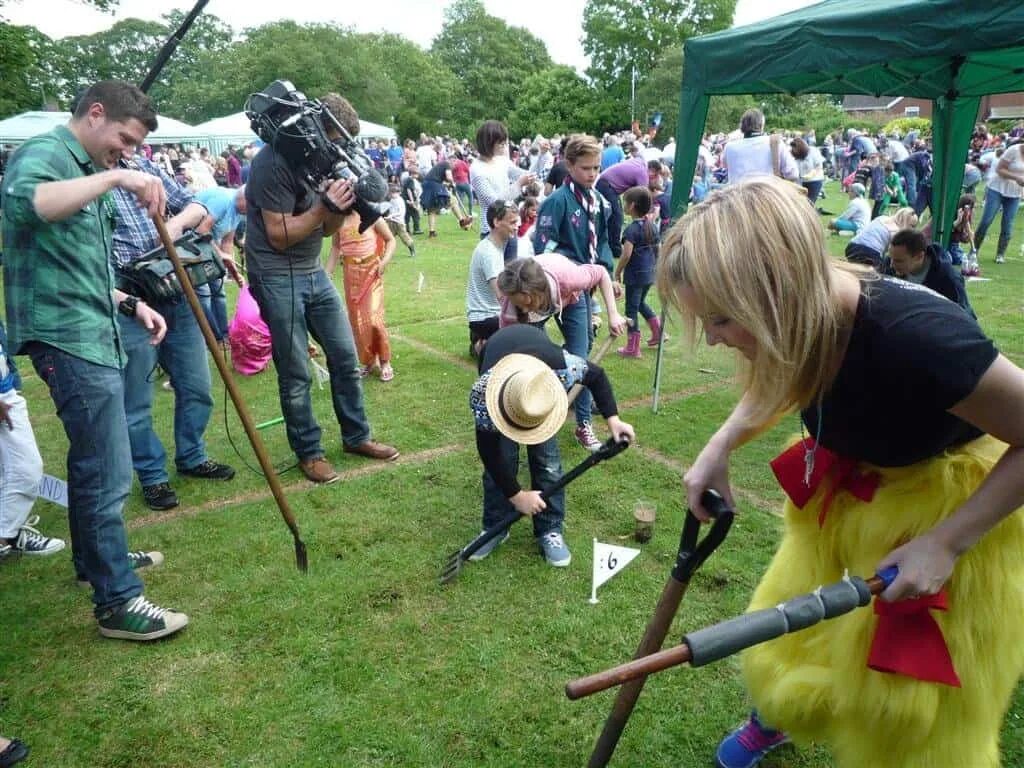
[0,76,1021,768]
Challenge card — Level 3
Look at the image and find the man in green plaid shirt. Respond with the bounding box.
[1,80,188,641]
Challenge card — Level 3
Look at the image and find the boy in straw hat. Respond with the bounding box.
[469,324,635,566]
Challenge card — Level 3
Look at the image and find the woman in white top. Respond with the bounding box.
[470,120,535,262]
[974,141,1024,263]
[790,137,825,203]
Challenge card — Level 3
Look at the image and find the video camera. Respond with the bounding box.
[245,80,388,231]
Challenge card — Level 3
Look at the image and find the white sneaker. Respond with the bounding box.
[11,515,65,556]
[995,254,1006,264]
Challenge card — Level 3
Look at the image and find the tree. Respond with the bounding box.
[163,22,401,125]
[145,10,234,117]
[49,18,168,102]
[506,65,617,139]
[0,23,59,116]
[583,0,736,117]
[431,0,551,129]
[360,33,464,138]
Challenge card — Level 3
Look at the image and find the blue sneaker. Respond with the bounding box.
[716,711,789,768]
[538,531,571,567]
[467,530,509,562]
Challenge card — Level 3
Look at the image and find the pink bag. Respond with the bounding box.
[229,286,272,375]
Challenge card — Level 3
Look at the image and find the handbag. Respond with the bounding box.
[117,231,226,304]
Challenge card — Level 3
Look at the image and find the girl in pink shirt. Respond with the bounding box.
[496,254,625,334]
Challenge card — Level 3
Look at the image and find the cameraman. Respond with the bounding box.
[245,92,399,484]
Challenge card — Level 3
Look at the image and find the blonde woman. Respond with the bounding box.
[657,177,1024,768]
[844,205,918,267]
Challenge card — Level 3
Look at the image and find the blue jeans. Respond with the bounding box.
[900,163,918,208]
[248,269,371,460]
[553,291,593,426]
[455,182,473,215]
[975,186,1021,257]
[482,434,565,536]
[801,179,823,204]
[196,278,228,342]
[119,297,214,486]
[623,283,655,328]
[27,343,142,615]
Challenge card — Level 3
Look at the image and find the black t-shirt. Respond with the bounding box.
[402,176,418,204]
[425,161,451,184]
[245,144,323,277]
[547,161,569,189]
[802,277,997,467]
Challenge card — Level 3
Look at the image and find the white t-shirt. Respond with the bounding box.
[416,145,437,175]
[839,197,873,231]
[988,144,1023,198]
[466,237,504,322]
[723,134,799,184]
[387,196,406,224]
[885,140,909,163]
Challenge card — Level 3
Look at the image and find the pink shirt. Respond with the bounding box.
[499,253,606,326]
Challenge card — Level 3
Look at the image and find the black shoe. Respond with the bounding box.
[142,482,179,511]
[179,459,235,481]
[0,738,29,767]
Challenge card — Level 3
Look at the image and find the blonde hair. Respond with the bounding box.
[563,134,601,164]
[891,207,918,229]
[657,176,861,424]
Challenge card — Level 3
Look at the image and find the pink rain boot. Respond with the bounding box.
[618,331,642,359]
[646,315,667,347]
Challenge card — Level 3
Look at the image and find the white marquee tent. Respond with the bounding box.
[194,112,397,154]
[0,110,397,155]
[0,110,202,146]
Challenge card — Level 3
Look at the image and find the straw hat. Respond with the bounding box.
[485,354,567,445]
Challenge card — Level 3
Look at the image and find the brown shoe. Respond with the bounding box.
[299,457,340,484]
[343,440,400,462]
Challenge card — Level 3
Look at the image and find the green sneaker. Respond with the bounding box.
[76,550,164,588]
[97,595,188,641]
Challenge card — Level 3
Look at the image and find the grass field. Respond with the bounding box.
[1,183,1022,767]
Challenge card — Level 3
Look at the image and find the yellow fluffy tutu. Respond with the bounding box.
[743,436,1024,768]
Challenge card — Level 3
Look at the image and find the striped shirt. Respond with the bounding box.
[112,154,199,267]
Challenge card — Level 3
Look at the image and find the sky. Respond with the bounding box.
[4,0,820,74]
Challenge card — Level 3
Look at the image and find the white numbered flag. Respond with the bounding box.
[590,538,641,603]
[39,474,68,508]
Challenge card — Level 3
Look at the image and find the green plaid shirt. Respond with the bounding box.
[1,125,124,369]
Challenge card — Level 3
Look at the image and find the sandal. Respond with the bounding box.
[379,363,395,382]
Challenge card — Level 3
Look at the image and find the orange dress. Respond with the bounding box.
[338,220,391,368]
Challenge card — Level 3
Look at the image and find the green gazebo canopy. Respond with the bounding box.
[671,0,1024,245]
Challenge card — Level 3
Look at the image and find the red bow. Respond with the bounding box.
[770,440,961,686]
[769,438,880,526]
[868,590,961,687]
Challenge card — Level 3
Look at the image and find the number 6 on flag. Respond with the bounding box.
[590,539,641,604]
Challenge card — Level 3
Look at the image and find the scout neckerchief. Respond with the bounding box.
[567,179,599,264]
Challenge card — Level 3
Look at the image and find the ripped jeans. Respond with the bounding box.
[482,434,565,536]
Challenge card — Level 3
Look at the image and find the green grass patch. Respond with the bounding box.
[1,187,1022,766]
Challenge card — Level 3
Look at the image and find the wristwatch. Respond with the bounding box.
[118,296,140,318]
